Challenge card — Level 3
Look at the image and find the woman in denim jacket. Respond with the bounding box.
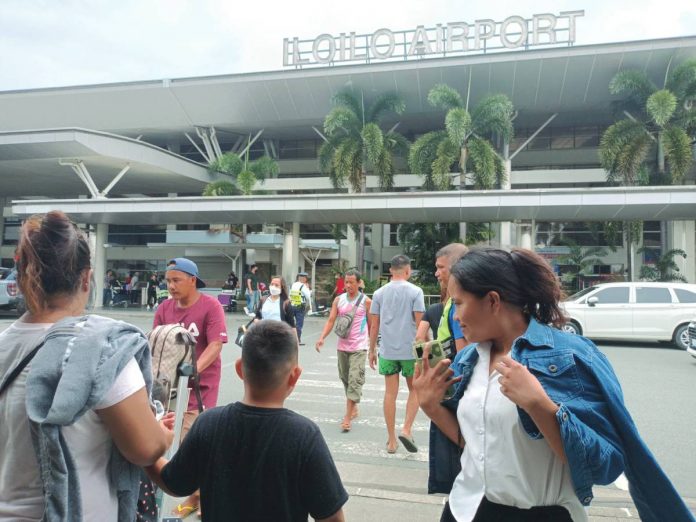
[414,247,693,522]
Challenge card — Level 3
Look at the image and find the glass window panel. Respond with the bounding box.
[675,289,696,303]
[636,287,673,304]
[593,287,630,304]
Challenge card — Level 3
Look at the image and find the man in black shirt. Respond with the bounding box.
[146,320,348,522]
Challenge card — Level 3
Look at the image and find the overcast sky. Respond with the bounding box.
[0,0,694,91]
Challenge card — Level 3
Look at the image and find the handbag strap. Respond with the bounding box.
[0,341,45,398]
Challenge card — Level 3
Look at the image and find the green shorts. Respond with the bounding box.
[378,356,416,377]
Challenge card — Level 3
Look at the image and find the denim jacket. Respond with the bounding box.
[25,315,153,522]
[428,318,694,522]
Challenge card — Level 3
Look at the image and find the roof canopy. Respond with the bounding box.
[12,186,696,225]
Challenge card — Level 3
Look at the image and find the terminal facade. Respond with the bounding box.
[1,31,695,300]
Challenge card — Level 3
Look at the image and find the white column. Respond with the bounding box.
[282,222,300,283]
[92,224,108,309]
[519,222,533,250]
[499,159,513,247]
[346,225,358,269]
[667,220,696,283]
[370,223,384,279]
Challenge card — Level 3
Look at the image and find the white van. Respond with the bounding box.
[562,282,696,350]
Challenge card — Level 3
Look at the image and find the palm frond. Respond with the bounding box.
[331,89,363,120]
[248,155,278,182]
[324,106,360,137]
[208,152,243,176]
[445,107,472,148]
[236,170,257,195]
[609,70,656,111]
[666,59,696,100]
[366,92,406,122]
[375,148,395,191]
[361,123,384,166]
[383,131,410,158]
[318,141,336,175]
[662,125,693,183]
[408,131,447,189]
[471,94,515,141]
[332,137,362,191]
[599,119,652,185]
[431,138,459,190]
[466,136,498,190]
[646,89,677,127]
[202,180,240,196]
[427,84,463,111]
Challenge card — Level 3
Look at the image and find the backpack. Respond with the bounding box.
[289,284,306,310]
[147,324,203,412]
[333,293,364,338]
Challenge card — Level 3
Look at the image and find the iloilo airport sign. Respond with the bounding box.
[284,10,584,67]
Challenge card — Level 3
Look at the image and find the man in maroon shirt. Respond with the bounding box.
[153,257,228,517]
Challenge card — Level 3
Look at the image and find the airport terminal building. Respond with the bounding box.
[1,14,696,300]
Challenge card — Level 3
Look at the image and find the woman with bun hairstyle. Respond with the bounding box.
[0,211,172,522]
[415,247,692,522]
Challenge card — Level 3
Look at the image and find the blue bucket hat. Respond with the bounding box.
[167,258,206,288]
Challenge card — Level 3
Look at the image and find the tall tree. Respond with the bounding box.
[599,60,696,280]
[556,239,608,293]
[409,84,514,243]
[319,89,409,267]
[397,222,460,285]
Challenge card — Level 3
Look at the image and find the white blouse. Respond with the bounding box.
[448,342,586,522]
[260,296,282,322]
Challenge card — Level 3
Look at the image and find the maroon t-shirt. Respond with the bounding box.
[154,293,228,410]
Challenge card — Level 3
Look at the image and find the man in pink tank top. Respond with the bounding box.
[315,269,372,432]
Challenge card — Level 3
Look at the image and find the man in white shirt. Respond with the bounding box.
[289,272,312,346]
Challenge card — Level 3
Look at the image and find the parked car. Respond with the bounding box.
[687,321,696,359]
[562,282,696,350]
[0,269,26,315]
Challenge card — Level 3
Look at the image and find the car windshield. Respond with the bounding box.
[0,268,10,280]
[564,286,597,301]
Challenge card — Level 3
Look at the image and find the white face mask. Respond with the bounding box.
[269,286,281,296]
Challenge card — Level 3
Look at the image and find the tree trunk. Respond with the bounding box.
[656,135,668,254]
[626,225,634,282]
[357,169,367,271]
[459,145,468,242]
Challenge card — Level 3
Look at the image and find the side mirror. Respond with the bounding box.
[587,296,599,307]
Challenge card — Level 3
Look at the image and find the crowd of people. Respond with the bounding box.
[1,210,693,522]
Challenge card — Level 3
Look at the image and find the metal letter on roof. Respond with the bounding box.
[370,28,396,59]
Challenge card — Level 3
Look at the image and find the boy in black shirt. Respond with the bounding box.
[146,320,348,522]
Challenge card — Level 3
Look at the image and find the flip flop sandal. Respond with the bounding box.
[386,441,398,454]
[398,434,418,453]
[172,504,198,518]
[341,419,351,432]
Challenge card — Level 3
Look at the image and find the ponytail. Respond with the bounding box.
[450,247,567,328]
[15,211,91,314]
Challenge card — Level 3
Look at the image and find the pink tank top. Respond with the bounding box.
[336,293,368,352]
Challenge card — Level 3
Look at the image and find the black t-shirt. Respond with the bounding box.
[422,302,444,339]
[161,402,348,522]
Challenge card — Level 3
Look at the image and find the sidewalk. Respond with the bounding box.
[336,460,696,521]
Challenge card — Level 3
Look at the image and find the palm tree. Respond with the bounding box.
[409,84,514,243]
[556,239,608,292]
[207,149,279,196]
[637,248,688,282]
[319,89,409,267]
[410,85,513,190]
[599,60,696,280]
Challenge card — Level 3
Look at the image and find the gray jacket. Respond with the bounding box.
[25,315,153,522]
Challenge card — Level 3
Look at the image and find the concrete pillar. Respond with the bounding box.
[282,222,300,284]
[499,159,513,248]
[346,225,358,269]
[519,222,533,250]
[370,223,384,279]
[92,223,108,309]
[667,220,696,283]
[0,198,6,247]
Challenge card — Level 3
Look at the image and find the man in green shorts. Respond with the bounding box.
[369,255,425,454]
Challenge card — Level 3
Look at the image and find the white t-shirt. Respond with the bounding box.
[260,296,282,321]
[448,342,586,522]
[0,320,145,522]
